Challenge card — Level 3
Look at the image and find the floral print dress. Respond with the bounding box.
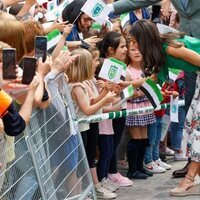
[185,72,200,162]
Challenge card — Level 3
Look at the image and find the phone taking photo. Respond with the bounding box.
[35,36,47,62]
[22,57,37,84]
[2,48,17,80]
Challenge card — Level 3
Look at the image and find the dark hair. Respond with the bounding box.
[9,3,24,16]
[97,31,122,58]
[62,0,86,27]
[129,20,165,75]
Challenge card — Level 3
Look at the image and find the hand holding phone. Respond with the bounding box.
[22,57,37,85]
[2,48,17,80]
[35,36,47,62]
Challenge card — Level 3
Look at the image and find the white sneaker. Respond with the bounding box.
[160,147,175,156]
[174,152,188,161]
[144,161,166,173]
[154,158,172,170]
[101,178,119,192]
[95,183,117,199]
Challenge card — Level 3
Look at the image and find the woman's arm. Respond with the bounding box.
[167,45,200,67]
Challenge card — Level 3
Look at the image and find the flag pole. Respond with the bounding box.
[72,11,83,24]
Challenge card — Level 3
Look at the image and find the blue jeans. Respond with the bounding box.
[170,106,186,151]
[145,117,163,164]
[97,135,113,181]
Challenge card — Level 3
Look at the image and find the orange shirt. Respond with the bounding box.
[0,90,12,117]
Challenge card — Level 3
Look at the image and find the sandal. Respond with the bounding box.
[170,175,200,196]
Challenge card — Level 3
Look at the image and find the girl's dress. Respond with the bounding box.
[126,66,156,127]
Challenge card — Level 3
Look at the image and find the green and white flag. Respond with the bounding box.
[140,79,164,108]
[120,13,130,30]
[98,58,126,83]
[118,85,134,105]
[81,0,112,25]
[47,29,61,50]
[168,68,181,81]
[45,0,73,21]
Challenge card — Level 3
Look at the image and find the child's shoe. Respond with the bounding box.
[95,183,117,199]
[108,172,133,187]
[127,171,148,179]
[154,158,172,170]
[101,178,119,192]
[144,161,166,173]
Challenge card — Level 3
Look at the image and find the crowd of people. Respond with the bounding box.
[0,0,200,199]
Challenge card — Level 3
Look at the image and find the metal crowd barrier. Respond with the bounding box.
[0,73,96,200]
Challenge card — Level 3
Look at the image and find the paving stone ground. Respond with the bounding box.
[116,159,200,200]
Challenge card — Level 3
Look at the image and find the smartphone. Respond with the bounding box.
[22,57,37,84]
[2,48,17,79]
[35,36,47,62]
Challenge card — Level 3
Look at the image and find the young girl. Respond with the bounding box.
[65,48,117,198]
[98,31,133,187]
[128,19,200,197]
[82,47,117,199]
[125,41,156,179]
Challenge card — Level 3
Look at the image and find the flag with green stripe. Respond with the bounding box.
[168,68,181,82]
[118,85,134,105]
[140,79,163,108]
[98,58,126,83]
[120,13,130,30]
[47,29,61,50]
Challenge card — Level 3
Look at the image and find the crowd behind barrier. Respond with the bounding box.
[0,74,96,200]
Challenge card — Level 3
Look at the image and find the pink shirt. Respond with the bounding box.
[99,119,114,135]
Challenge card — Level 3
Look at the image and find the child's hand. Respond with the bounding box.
[52,19,68,32]
[150,74,158,83]
[111,104,123,111]
[97,80,105,89]
[105,91,117,103]
[84,36,102,47]
[172,91,179,98]
[62,23,73,38]
[105,81,115,91]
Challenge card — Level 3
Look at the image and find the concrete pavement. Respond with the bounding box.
[116,159,200,200]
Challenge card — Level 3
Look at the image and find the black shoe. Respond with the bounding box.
[127,171,148,179]
[172,161,190,178]
[139,169,153,177]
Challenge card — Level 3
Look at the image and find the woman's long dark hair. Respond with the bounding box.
[129,20,165,75]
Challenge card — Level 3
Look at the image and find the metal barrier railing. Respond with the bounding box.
[0,73,96,200]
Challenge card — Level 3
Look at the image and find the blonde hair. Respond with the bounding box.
[0,20,26,62]
[0,41,11,62]
[66,48,93,83]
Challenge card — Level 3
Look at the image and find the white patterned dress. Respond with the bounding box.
[185,72,200,162]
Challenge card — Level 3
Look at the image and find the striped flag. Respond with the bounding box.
[120,13,130,30]
[140,79,163,108]
[81,0,112,25]
[98,58,126,83]
[47,29,61,50]
[118,85,134,105]
[168,68,181,82]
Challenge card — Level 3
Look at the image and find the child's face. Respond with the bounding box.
[128,42,142,63]
[113,36,127,61]
[92,51,100,75]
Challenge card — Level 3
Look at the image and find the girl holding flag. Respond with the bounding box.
[128,19,200,197]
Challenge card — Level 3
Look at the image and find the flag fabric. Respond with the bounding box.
[81,0,112,25]
[120,13,130,30]
[45,0,73,21]
[47,29,62,50]
[168,68,182,82]
[118,85,134,105]
[140,79,164,108]
[98,58,126,83]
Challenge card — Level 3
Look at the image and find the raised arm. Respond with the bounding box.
[111,0,161,15]
[167,45,200,67]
